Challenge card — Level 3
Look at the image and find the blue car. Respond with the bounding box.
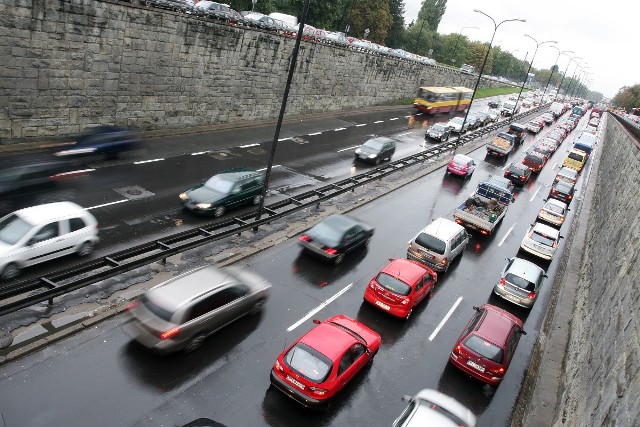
[54,126,140,159]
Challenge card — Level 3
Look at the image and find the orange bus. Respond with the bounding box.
[413,86,473,114]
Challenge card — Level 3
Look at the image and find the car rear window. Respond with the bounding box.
[545,204,564,214]
[531,230,555,246]
[524,155,542,165]
[415,233,446,255]
[505,273,535,291]
[141,295,174,322]
[507,165,524,175]
[307,222,343,248]
[568,152,585,162]
[284,343,332,383]
[464,335,503,363]
[375,272,411,296]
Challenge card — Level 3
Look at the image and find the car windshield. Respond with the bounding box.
[284,343,332,383]
[507,165,524,175]
[525,155,542,164]
[141,294,174,322]
[544,203,565,214]
[415,233,446,255]
[554,182,572,193]
[375,272,411,296]
[0,214,33,245]
[363,138,386,150]
[464,335,503,363]
[431,124,446,132]
[530,230,556,247]
[568,152,585,162]
[204,175,235,193]
[505,272,536,291]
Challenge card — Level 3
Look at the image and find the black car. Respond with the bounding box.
[465,113,482,130]
[488,99,501,109]
[425,123,451,142]
[180,168,265,217]
[549,180,575,204]
[474,111,491,127]
[503,162,532,186]
[354,136,396,165]
[298,214,374,264]
[507,123,527,145]
[53,126,140,159]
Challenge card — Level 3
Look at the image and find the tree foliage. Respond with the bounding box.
[612,84,640,109]
[386,0,406,48]
[346,0,392,43]
[417,0,447,33]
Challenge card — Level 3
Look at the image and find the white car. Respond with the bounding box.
[446,117,468,134]
[0,202,99,280]
[520,222,563,261]
[537,199,569,227]
[393,389,476,427]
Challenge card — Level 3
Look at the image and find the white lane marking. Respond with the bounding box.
[502,163,509,170]
[334,127,346,131]
[278,137,291,141]
[416,112,423,115]
[390,117,399,121]
[552,161,558,169]
[530,185,542,202]
[404,115,411,118]
[337,145,360,153]
[429,296,463,341]
[498,223,516,247]
[355,124,367,127]
[308,132,322,136]
[374,120,384,124]
[257,165,280,172]
[396,132,411,137]
[191,151,209,156]
[55,168,95,176]
[239,143,260,148]
[134,158,164,164]
[287,283,354,332]
[85,199,129,210]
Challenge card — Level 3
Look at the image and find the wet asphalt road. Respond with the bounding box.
[0,101,596,427]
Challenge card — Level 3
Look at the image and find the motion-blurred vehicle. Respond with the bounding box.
[503,162,532,186]
[124,265,271,354]
[270,315,381,410]
[363,258,437,319]
[449,304,526,386]
[537,198,569,227]
[354,136,396,165]
[0,201,99,280]
[180,168,265,217]
[548,180,575,204]
[407,217,468,272]
[520,222,563,261]
[393,389,477,427]
[425,123,451,142]
[0,160,70,206]
[298,214,374,264]
[446,154,476,178]
[54,126,140,159]
[493,257,547,308]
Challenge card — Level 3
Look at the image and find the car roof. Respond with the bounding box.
[508,162,528,171]
[545,198,568,209]
[421,217,464,240]
[14,201,88,224]
[558,167,578,176]
[215,168,262,182]
[507,258,545,281]
[381,259,431,284]
[532,222,560,237]
[407,389,476,427]
[299,322,357,361]
[475,305,521,345]
[452,153,473,163]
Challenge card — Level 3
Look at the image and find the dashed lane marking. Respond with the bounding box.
[287,283,354,332]
[239,143,260,148]
[134,158,164,164]
[530,185,542,202]
[85,199,129,210]
[308,132,322,136]
[337,145,360,153]
[334,127,346,131]
[498,223,516,247]
[429,297,463,341]
[355,124,367,127]
[374,120,384,124]
[257,165,281,172]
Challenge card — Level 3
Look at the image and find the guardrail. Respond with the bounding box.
[610,112,640,148]
[0,105,549,316]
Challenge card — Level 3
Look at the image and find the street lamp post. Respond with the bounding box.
[450,26,478,65]
[542,48,573,100]
[460,10,525,132]
[571,67,589,99]
[560,57,581,99]
[565,62,586,100]
[513,35,556,116]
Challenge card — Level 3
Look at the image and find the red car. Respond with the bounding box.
[449,304,526,386]
[270,315,381,410]
[363,258,437,320]
[522,152,547,173]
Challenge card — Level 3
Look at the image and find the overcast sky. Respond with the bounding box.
[404,0,636,98]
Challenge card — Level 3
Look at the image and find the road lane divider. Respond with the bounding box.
[355,124,367,127]
[334,127,346,131]
[191,151,209,155]
[498,223,516,247]
[287,283,354,332]
[373,120,384,124]
[85,199,129,210]
[428,296,463,341]
[134,158,164,164]
[337,145,360,153]
[530,185,542,202]
[308,132,322,136]
[278,137,291,141]
[390,118,399,121]
[239,143,260,148]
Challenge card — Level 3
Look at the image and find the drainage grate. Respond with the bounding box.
[113,186,156,200]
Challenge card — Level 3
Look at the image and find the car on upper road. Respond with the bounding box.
[503,162,532,186]
[53,126,140,159]
[392,389,477,427]
[354,136,396,165]
[465,113,482,130]
[460,64,475,74]
[520,222,563,261]
[425,122,452,142]
[548,180,575,204]
[124,265,271,354]
[487,109,500,122]
[449,304,526,386]
[522,152,547,173]
[298,214,374,264]
[363,258,437,320]
[554,167,578,186]
[493,257,547,308]
[446,154,476,178]
[180,168,265,217]
[446,117,469,134]
[488,99,501,109]
[474,111,491,127]
[537,198,569,227]
[270,314,381,410]
[0,201,99,280]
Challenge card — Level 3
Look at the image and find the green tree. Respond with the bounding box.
[347,0,392,44]
[417,0,447,32]
[386,0,406,48]
[612,85,640,108]
[466,42,493,72]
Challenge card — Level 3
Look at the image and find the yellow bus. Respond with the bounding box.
[413,86,473,114]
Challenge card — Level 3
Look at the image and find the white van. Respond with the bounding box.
[0,202,99,280]
[407,217,469,272]
[268,12,297,28]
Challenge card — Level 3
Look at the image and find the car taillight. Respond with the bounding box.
[480,229,489,236]
[369,280,376,290]
[490,367,505,375]
[401,297,410,305]
[455,219,463,225]
[274,359,284,372]
[159,327,180,340]
[455,345,466,357]
[125,301,140,311]
[324,248,338,255]
[528,291,537,299]
[299,235,311,242]
[441,258,448,266]
[504,171,511,176]
[567,194,572,199]
[551,189,558,195]
[499,278,506,287]
[308,386,328,396]
[520,175,526,181]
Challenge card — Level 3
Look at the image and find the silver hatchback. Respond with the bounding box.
[124,265,271,354]
[493,257,546,308]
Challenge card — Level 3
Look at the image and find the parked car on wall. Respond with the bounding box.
[460,64,475,74]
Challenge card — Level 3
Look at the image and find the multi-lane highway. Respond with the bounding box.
[0,98,595,426]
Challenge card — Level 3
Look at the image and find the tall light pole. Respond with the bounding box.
[562,57,582,99]
[571,67,589,99]
[513,34,557,116]
[450,26,479,65]
[542,47,573,100]
[460,10,525,132]
[556,55,580,100]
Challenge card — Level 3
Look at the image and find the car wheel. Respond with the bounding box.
[0,263,21,281]
[76,241,94,257]
[250,299,266,315]
[334,253,345,265]
[405,309,413,321]
[367,350,378,366]
[441,135,447,142]
[374,158,381,166]
[252,194,261,205]
[184,333,207,354]
[214,206,225,218]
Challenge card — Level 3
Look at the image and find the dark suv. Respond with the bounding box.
[54,126,140,159]
[503,162,532,186]
[180,168,265,217]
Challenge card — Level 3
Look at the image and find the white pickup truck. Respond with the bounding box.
[453,179,515,235]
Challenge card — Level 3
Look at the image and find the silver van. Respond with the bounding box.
[407,218,468,272]
[124,265,271,354]
[493,257,547,308]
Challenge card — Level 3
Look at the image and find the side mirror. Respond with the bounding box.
[401,395,413,403]
[543,274,549,278]
[365,348,371,355]
[520,330,528,335]
[559,235,565,239]
[312,319,321,325]
[542,198,547,202]
[567,208,571,212]
[472,306,480,312]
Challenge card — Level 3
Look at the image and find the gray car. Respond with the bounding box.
[493,257,546,308]
[124,265,271,354]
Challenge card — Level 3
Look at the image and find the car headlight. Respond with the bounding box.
[196,203,212,209]
[179,193,189,201]
[355,148,362,154]
[368,154,377,159]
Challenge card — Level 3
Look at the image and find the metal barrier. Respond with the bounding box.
[0,105,549,316]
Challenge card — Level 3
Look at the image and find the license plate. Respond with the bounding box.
[419,249,435,260]
[467,360,485,372]
[375,301,391,311]
[286,375,305,390]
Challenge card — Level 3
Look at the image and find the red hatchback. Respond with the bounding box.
[270,315,381,410]
[449,304,526,386]
[363,258,437,320]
